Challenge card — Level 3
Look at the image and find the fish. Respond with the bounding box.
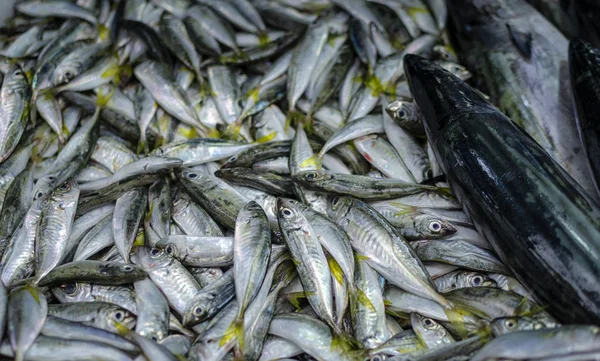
[404,54,600,324]
[448,0,597,197]
[569,39,600,199]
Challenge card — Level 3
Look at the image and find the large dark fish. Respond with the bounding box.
[569,39,600,199]
[448,0,597,198]
[572,0,600,47]
[404,54,600,325]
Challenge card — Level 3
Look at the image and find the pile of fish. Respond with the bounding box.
[0,0,598,360]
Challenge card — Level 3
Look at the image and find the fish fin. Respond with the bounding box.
[245,87,260,102]
[444,301,484,339]
[258,33,270,48]
[254,131,278,144]
[24,285,41,303]
[97,24,110,42]
[330,330,358,352]
[133,229,145,247]
[286,291,307,309]
[233,316,245,358]
[220,320,237,347]
[96,86,114,108]
[327,256,345,285]
[112,320,132,337]
[354,287,376,313]
[136,138,148,155]
[299,155,322,170]
[506,23,532,59]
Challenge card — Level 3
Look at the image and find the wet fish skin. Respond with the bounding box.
[448,0,596,196]
[41,316,138,352]
[178,168,249,229]
[0,64,31,163]
[182,269,235,327]
[135,247,201,316]
[471,326,600,361]
[47,302,135,334]
[404,54,600,324]
[569,39,600,199]
[434,270,496,293]
[155,235,234,267]
[113,187,147,263]
[8,286,48,361]
[135,277,170,342]
[34,179,80,283]
[35,261,145,287]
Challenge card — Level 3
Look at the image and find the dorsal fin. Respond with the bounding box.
[506,23,532,59]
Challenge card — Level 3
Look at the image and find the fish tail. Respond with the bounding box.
[233,316,245,358]
[136,135,148,155]
[442,299,482,338]
[330,328,357,352]
[96,86,114,108]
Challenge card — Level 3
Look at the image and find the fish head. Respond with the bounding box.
[294,170,333,187]
[178,168,209,188]
[411,312,453,346]
[414,215,456,238]
[437,62,472,81]
[32,175,55,202]
[326,196,353,223]
[462,271,496,289]
[52,282,92,303]
[134,246,172,272]
[276,197,305,229]
[182,293,218,327]
[403,55,491,141]
[105,306,136,331]
[3,64,28,89]
[51,178,80,202]
[385,100,419,125]
[154,239,183,260]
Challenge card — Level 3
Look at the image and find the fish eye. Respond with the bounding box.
[36,191,44,199]
[113,311,124,320]
[423,318,434,328]
[331,197,340,206]
[58,182,71,191]
[453,66,461,72]
[63,283,78,295]
[123,265,133,272]
[151,336,158,341]
[150,248,162,257]
[371,355,384,361]
[306,172,318,181]
[165,245,174,255]
[428,221,442,232]
[193,306,203,316]
[14,70,22,76]
[187,173,198,179]
[281,208,293,217]
[398,109,407,119]
[505,319,516,328]
[472,275,483,285]
[63,70,74,81]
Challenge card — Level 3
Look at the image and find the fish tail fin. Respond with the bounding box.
[96,86,114,108]
[233,316,245,359]
[219,318,239,347]
[443,299,482,338]
[330,328,357,352]
[136,134,148,155]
